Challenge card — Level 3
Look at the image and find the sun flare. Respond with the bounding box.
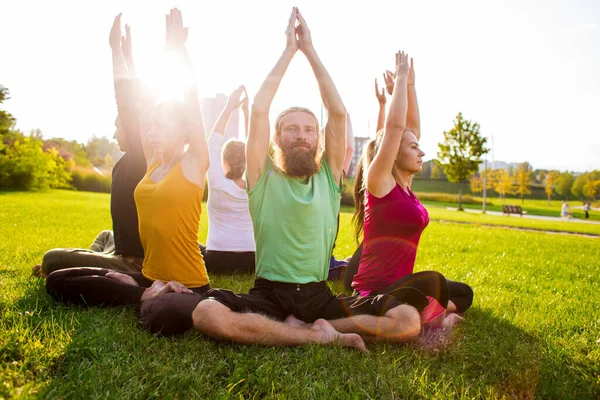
[139,50,192,103]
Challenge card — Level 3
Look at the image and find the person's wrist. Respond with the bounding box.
[301,46,317,58]
[283,46,297,57]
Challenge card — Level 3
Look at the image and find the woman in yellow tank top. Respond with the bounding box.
[46,9,212,313]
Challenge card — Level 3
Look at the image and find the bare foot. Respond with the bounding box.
[309,319,368,352]
[442,313,465,329]
[105,271,139,286]
[140,280,193,303]
[284,314,310,329]
[32,264,46,278]
[423,310,446,329]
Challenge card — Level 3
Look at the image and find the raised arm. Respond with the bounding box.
[121,24,138,82]
[167,9,210,184]
[241,93,249,139]
[343,113,355,176]
[247,8,298,190]
[383,62,420,139]
[406,58,420,139]
[206,86,246,188]
[109,14,128,82]
[367,51,410,197]
[109,14,144,158]
[296,9,346,182]
[375,77,386,133]
[210,86,246,140]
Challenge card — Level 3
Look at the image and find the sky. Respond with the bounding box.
[1,0,599,172]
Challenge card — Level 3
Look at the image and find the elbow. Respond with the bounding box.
[250,103,270,116]
[385,121,406,133]
[328,107,347,120]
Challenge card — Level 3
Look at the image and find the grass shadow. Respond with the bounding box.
[4,275,595,399]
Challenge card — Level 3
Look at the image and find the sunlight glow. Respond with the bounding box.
[140,50,192,103]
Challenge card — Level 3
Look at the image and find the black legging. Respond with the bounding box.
[46,268,209,308]
[343,244,473,313]
[46,268,152,306]
[204,250,255,274]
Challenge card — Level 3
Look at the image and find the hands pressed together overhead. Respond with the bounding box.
[226,85,249,111]
[165,8,189,51]
[285,7,314,54]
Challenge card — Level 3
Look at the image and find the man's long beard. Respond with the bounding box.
[274,142,321,178]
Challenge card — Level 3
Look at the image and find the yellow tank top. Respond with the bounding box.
[134,161,209,287]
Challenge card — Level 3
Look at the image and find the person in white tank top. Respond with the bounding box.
[205,86,256,274]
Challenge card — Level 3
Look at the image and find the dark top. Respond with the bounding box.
[111,79,146,258]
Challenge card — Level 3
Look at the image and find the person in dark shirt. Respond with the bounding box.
[33,15,146,277]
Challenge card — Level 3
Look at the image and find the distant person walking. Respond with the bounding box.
[583,201,591,219]
[561,200,572,219]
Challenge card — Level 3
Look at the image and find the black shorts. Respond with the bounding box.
[200,278,430,323]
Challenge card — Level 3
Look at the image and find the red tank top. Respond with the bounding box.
[352,183,429,294]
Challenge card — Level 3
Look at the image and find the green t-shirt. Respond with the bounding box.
[247,156,343,283]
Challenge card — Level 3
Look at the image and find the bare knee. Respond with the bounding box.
[192,299,233,338]
[386,304,422,342]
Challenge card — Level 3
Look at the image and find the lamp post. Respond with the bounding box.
[482,157,487,213]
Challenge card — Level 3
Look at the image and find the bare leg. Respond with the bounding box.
[423,310,446,329]
[442,313,464,328]
[328,304,422,343]
[192,299,367,351]
[284,314,311,329]
[447,300,457,314]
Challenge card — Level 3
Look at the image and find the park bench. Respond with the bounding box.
[503,205,525,217]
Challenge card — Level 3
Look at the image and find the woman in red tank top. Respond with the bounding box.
[347,52,473,329]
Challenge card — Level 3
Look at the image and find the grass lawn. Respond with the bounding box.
[419,198,600,222]
[1,190,599,399]
[423,204,600,236]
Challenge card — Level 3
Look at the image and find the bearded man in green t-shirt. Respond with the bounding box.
[192,8,425,351]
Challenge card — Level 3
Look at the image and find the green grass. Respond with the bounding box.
[423,204,600,236]
[1,190,599,399]
[422,197,600,222]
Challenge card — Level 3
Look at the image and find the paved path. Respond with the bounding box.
[446,207,600,225]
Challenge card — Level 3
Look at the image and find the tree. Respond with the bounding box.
[555,172,574,199]
[0,85,9,103]
[86,136,121,168]
[571,174,586,198]
[431,163,442,179]
[514,162,533,204]
[536,170,545,184]
[470,174,483,194]
[495,169,515,200]
[0,130,73,191]
[486,168,498,191]
[582,171,600,201]
[437,112,489,210]
[0,86,15,134]
[44,137,90,167]
[545,170,560,204]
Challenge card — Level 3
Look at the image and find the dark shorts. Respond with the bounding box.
[200,278,430,323]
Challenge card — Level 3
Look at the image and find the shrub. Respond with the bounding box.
[0,135,72,191]
[71,169,111,193]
